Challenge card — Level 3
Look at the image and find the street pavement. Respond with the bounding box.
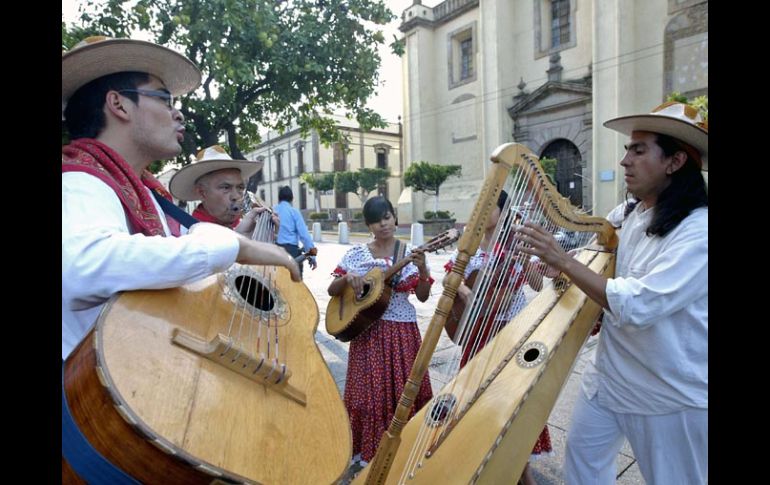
[304,231,644,484]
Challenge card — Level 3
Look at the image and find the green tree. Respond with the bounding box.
[333,171,359,205]
[357,168,390,203]
[334,168,390,204]
[403,161,462,216]
[300,172,335,212]
[66,0,397,163]
[539,157,558,186]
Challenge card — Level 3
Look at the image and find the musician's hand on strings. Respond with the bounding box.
[536,260,562,278]
[232,236,302,282]
[270,211,280,231]
[345,273,366,298]
[515,222,570,271]
[408,249,429,274]
[234,207,270,236]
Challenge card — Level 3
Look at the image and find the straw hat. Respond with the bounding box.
[604,101,708,171]
[169,145,264,201]
[62,36,201,106]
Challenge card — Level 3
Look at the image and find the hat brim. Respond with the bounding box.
[62,38,201,104]
[604,114,708,171]
[169,160,264,201]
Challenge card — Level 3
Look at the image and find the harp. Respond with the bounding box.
[353,143,618,484]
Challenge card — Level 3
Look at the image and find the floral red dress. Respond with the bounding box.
[333,244,434,462]
[445,248,552,458]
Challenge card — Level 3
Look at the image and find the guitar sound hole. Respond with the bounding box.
[234,276,275,311]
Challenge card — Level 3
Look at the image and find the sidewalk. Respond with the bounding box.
[305,233,643,484]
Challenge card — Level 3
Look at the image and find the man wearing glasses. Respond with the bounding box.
[61,37,300,368]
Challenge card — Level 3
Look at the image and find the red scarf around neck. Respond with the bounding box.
[193,204,240,229]
[62,138,181,237]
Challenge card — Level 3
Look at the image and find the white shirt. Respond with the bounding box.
[582,203,708,414]
[62,172,240,359]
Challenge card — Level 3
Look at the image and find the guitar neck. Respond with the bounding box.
[383,257,413,283]
[381,230,459,283]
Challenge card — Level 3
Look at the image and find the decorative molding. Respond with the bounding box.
[507,79,591,118]
[452,93,476,104]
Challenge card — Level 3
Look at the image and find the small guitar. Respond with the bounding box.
[326,229,460,342]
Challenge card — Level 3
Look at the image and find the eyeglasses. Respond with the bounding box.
[117,89,175,110]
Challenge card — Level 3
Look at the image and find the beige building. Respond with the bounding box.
[397,0,707,223]
[246,117,404,216]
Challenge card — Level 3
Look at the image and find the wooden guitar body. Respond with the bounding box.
[325,267,392,342]
[326,230,460,342]
[64,265,351,484]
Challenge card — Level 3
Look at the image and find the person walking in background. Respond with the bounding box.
[517,101,708,485]
[273,185,317,277]
[327,196,434,468]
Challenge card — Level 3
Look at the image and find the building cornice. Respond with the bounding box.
[399,0,479,33]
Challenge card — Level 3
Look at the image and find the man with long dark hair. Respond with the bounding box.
[517,101,708,484]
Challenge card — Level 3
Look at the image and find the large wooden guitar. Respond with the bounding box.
[325,230,459,342]
[63,210,351,484]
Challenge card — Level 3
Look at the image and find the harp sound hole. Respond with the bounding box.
[523,348,540,362]
[234,276,275,311]
[426,394,457,427]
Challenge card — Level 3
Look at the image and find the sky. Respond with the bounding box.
[62,0,417,123]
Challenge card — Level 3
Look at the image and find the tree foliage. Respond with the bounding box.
[539,157,558,186]
[65,0,397,163]
[334,167,390,203]
[333,171,359,202]
[403,161,462,214]
[357,167,390,201]
[300,171,335,211]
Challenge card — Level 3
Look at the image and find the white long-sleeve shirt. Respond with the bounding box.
[582,203,708,414]
[62,172,240,359]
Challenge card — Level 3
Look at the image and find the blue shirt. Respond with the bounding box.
[273,200,315,250]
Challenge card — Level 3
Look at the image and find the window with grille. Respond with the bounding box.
[534,0,575,58]
[447,23,477,89]
[460,38,473,81]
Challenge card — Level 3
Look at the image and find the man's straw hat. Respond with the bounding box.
[62,36,201,107]
[604,101,708,171]
[169,145,264,201]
